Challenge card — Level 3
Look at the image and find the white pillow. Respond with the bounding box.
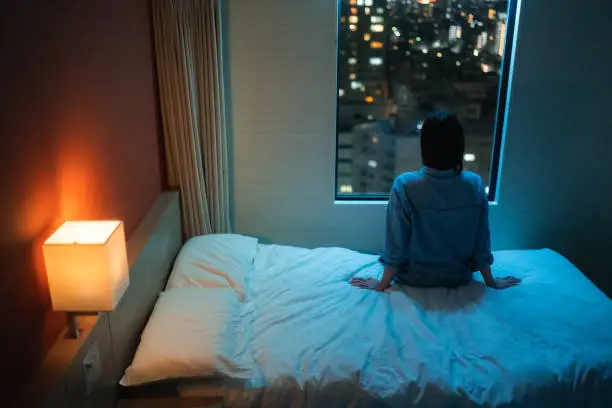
[165,234,258,299]
[121,287,243,386]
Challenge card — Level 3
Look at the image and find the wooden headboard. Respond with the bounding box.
[18,191,183,408]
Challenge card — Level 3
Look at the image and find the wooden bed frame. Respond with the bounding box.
[18,192,185,408]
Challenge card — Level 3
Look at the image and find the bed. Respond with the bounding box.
[119,233,612,408]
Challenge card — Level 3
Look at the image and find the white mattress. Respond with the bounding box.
[183,245,612,407]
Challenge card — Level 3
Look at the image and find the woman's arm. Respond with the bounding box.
[474,179,521,289]
[479,264,521,289]
[377,265,396,291]
[378,181,411,285]
[473,180,494,271]
[351,180,411,291]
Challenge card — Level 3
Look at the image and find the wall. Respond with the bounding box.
[0,0,162,404]
[226,0,612,294]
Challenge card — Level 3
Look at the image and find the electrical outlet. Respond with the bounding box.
[82,341,101,395]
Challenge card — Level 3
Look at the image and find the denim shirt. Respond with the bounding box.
[380,167,494,287]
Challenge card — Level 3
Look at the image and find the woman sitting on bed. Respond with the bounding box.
[351,111,521,291]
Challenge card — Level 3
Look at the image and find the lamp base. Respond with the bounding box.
[66,313,82,339]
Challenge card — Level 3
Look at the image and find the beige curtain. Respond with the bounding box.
[152,0,230,237]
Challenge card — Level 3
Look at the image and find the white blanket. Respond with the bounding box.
[215,245,612,407]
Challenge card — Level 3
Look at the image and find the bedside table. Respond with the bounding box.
[116,397,223,408]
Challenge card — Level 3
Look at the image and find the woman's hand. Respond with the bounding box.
[350,277,388,292]
[487,276,521,289]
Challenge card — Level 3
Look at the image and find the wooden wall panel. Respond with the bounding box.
[110,193,183,380]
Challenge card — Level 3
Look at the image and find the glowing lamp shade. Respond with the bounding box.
[42,221,129,312]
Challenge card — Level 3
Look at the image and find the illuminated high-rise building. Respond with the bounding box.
[423,3,434,19]
[477,31,488,50]
[449,25,462,42]
[338,0,389,104]
[494,22,507,56]
[492,12,508,57]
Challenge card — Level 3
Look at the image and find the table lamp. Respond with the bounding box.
[42,221,130,338]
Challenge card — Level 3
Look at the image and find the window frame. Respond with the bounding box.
[334,0,520,203]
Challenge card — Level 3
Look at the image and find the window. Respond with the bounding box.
[335,0,519,201]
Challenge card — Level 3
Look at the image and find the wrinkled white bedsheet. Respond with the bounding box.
[215,245,612,407]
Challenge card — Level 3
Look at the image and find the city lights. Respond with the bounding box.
[496,21,507,56]
[477,32,488,49]
[336,0,510,196]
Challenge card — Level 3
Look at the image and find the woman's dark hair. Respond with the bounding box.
[420,111,465,173]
